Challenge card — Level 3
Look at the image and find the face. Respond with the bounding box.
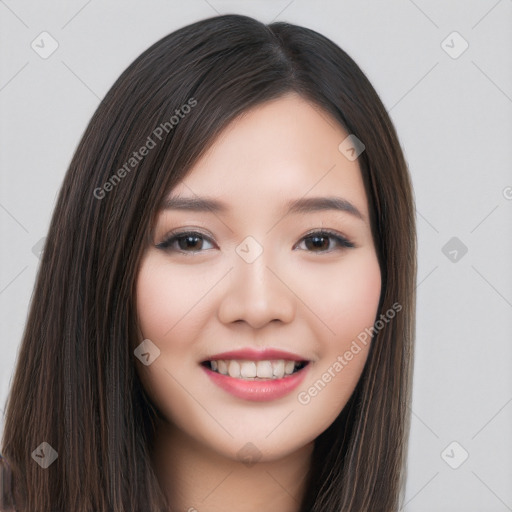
[135,92,381,463]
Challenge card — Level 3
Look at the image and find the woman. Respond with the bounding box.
[0,13,416,512]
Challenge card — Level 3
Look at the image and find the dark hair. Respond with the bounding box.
[0,13,416,512]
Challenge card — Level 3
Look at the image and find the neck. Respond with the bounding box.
[151,420,313,512]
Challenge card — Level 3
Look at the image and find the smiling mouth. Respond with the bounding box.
[200,359,309,380]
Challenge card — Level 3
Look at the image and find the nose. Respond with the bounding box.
[217,251,295,329]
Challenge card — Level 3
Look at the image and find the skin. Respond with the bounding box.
[135,92,382,512]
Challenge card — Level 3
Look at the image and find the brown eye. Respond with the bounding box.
[156,231,215,253]
[155,229,355,255]
[304,234,330,251]
[295,230,355,253]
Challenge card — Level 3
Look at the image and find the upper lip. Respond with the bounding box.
[203,347,309,362]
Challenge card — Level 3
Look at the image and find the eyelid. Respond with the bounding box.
[293,228,355,250]
[155,228,216,251]
[155,227,355,253]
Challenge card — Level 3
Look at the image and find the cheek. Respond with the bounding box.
[293,250,381,427]
[297,248,382,342]
[135,256,207,342]
[337,252,382,335]
[136,258,167,339]
[134,256,206,424]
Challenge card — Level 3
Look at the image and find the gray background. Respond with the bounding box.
[1,1,511,510]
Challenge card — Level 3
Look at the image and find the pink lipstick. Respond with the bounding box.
[200,347,311,402]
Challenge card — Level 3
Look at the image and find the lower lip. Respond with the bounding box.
[201,363,310,402]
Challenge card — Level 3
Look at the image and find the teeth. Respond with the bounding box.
[240,361,257,378]
[217,360,228,375]
[272,360,285,379]
[207,359,303,380]
[285,360,295,374]
[256,361,273,378]
[228,360,240,378]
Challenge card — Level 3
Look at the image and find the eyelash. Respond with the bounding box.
[155,229,355,254]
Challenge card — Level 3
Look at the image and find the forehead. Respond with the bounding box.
[166,93,369,220]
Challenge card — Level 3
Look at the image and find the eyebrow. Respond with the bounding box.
[160,195,365,221]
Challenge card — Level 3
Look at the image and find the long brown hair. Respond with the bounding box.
[0,14,416,512]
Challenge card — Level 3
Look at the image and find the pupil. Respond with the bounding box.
[308,236,328,251]
[180,235,200,250]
